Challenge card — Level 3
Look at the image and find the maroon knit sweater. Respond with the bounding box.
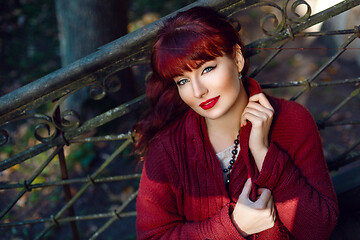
[136,78,339,240]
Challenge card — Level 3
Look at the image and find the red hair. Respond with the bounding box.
[134,7,249,158]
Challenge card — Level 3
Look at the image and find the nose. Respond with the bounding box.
[192,78,207,98]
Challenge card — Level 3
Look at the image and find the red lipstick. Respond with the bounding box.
[199,96,220,110]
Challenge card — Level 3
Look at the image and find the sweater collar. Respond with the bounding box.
[186,77,262,136]
[239,78,262,189]
[186,77,262,176]
[244,77,262,97]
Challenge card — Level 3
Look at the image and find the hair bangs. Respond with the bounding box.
[153,29,227,82]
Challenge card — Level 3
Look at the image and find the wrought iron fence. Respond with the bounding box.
[1,0,360,239]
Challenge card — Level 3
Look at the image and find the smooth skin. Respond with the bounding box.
[234,92,275,236]
[232,178,276,237]
[174,45,276,236]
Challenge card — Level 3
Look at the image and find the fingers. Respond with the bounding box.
[245,102,274,117]
[249,93,273,111]
[241,93,274,127]
[241,110,271,128]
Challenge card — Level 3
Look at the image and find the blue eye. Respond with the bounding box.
[202,65,217,75]
[177,78,189,86]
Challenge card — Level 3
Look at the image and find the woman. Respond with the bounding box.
[134,6,338,240]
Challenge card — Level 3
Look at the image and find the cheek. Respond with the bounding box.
[216,71,239,91]
[178,88,193,106]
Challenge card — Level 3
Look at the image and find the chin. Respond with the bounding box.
[201,111,224,120]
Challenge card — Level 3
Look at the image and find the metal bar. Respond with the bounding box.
[294,28,358,37]
[0,140,59,172]
[70,131,133,143]
[317,86,360,129]
[0,147,62,220]
[0,211,137,228]
[260,77,360,89]
[250,40,288,78]
[0,174,142,190]
[290,32,359,101]
[328,141,360,171]
[0,0,244,124]
[0,95,143,172]
[1,0,358,124]
[246,0,360,56]
[53,105,80,240]
[322,120,360,127]
[35,139,132,240]
[89,190,139,240]
[65,94,145,139]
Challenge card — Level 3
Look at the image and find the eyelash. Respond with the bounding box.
[177,79,189,86]
[202,65,217,75]
[176,64,217,86]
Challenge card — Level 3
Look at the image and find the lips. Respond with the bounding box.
[199,96,220,110]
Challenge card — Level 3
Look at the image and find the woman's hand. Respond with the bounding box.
[231,178,276,237]
[241,93,274,171]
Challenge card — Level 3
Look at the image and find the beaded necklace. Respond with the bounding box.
[223,132,240,185]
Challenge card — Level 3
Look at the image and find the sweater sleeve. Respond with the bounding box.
[136,139,244,240]
[254,102,339,239]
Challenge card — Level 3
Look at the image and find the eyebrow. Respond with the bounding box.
[194,61,206,69]
[172,60,208,79]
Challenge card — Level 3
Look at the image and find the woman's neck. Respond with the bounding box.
[206,87,248,153]
[206,120,240,153]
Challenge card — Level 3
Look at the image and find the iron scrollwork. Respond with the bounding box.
[0,129,9,146]
[0,94,82,148]
[89,71,122,100]
[259,0,312,36]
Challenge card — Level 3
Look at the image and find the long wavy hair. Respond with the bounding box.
[134,6,249,158]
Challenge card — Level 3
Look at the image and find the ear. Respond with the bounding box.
[233,44,245,73]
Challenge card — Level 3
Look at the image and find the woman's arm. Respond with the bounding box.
[254,101,339,239]
[136,140,244,240]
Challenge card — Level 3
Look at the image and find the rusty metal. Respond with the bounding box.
[1,0,360,239]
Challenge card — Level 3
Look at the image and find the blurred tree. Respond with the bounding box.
[55,0,136,115]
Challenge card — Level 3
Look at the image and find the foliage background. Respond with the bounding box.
[1,0,360,239]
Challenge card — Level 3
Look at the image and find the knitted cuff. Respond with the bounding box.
[254,142,292,191]
[220,202,247,240]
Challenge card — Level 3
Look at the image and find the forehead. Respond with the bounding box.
[154,33,227,81]
[159,50,218,79]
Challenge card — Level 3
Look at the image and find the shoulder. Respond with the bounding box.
[143,110,200,187]
[145,109,199,166]
[268,95,316,129]
[150,109,195,147]
[267,95,319,147]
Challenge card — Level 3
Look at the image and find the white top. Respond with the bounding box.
[216,144,240,182]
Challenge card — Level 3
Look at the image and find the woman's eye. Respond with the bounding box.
[177,78,189,86]
[202,65,217,75]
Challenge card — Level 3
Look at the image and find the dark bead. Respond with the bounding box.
[227,174,230,178]
[234,139,239,145]
[232,149,237,155]
[223,169,228,173]
[230,160,235,164]
[228,165,232,170]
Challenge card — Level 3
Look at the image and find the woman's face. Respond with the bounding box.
[173,48,246,121]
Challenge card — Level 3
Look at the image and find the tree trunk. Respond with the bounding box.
[55,0,136,116]
[54,2,134,237]
[55,0,129,65]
